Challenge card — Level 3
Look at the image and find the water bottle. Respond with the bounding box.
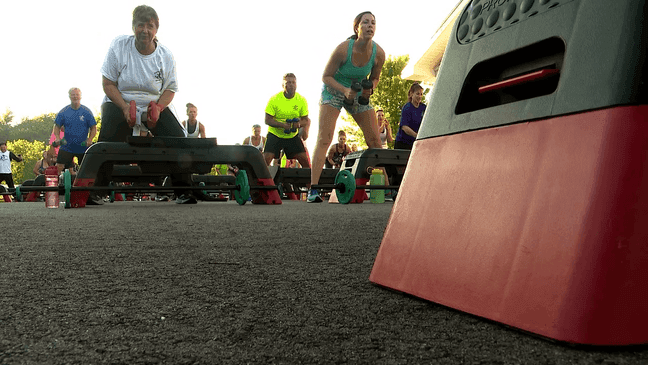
[370,169,385,204]
[45,166,59,208]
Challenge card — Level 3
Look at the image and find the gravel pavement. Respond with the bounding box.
[1,200,647,364]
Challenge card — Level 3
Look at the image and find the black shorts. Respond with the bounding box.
[98,102,185,142]
[0,173,14,189]
[264,133,306,159]
[394,140,413,150]
[57,149,85,169]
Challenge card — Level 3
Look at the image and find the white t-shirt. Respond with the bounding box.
[101,35,180,120]
[0,151,12,174]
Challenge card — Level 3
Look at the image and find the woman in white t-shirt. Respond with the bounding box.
[96,5,196,204]
[98,5,185,142]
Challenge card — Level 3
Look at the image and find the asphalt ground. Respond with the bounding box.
[1,199,648,364]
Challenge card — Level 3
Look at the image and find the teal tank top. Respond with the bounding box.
[333,39,377,88]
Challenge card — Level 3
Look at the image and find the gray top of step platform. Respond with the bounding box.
[127,136,218,148]
[421,0,648,139]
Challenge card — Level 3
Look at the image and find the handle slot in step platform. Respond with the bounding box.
[455,37,564,115]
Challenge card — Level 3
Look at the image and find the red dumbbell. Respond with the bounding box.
[128,100,137,128]
[147,101,160,129]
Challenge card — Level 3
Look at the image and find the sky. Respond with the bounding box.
[0,0,460,151]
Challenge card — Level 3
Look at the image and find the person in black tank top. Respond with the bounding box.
[325,130,351,168]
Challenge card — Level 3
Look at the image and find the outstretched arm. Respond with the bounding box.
[386,122,394,143]
[326,145,336,166]
[361,44,386,100]
[156,90,175,110]
[102,76,132,126]
[299,116,310,141]
[87,125,97,145]
[265,113,304,131]
[53,124,62,144]
[401,125,418,138]
[9,151,23,162]
[322,41,353,99]
[33,160,42,175]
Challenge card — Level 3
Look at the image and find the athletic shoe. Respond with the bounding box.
[175,193,197,204]
[385,189,398,201]
[156,195,170,202]
[307,189,323,203]
[86,193,105,206]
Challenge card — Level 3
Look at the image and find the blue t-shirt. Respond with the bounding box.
[396,102,426,146]
[54,105,96,154]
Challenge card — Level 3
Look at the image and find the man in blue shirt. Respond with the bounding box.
[53,88,97,175]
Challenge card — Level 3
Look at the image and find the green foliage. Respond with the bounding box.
[7,139,47,184]
[1,109,13,125]
[339,119,367,150]
[1,109,13,141]
[93,114,102,143]
[339,55,428,149]
[12,113,56,143]
[373,55,421,141]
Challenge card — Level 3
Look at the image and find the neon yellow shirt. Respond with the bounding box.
[265,91,308,139]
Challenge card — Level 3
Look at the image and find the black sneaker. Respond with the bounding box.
[175,194,197,204]
[156,195,170,202]
[87,194,105,205]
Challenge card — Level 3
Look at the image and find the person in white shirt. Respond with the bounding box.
[99,5,183,141]
[0,142,23,189]
[96,5,196,204]
[182,103,206,138]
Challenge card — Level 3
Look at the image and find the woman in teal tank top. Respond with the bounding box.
[308,11,386,203]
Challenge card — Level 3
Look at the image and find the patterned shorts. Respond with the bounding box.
[319,85,374,114]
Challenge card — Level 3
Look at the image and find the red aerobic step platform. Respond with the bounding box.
[369,0,648,345]
[370,106,648,345]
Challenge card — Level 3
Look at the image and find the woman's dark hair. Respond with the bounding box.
[408,83,424,103]
[132,5,159,30]
[338,130,347,137]
[348,11,374,40]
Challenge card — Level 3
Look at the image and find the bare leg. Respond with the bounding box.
[310,104,341,186]
[351,109,382,149]
[353,109,390,186]
[294,152,311,169]
[263,152,275,166]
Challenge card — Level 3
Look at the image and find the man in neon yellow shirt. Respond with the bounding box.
[263,73,310,168]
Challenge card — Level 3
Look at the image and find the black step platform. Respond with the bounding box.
[342,148,410,185]
[71,137,281,206]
